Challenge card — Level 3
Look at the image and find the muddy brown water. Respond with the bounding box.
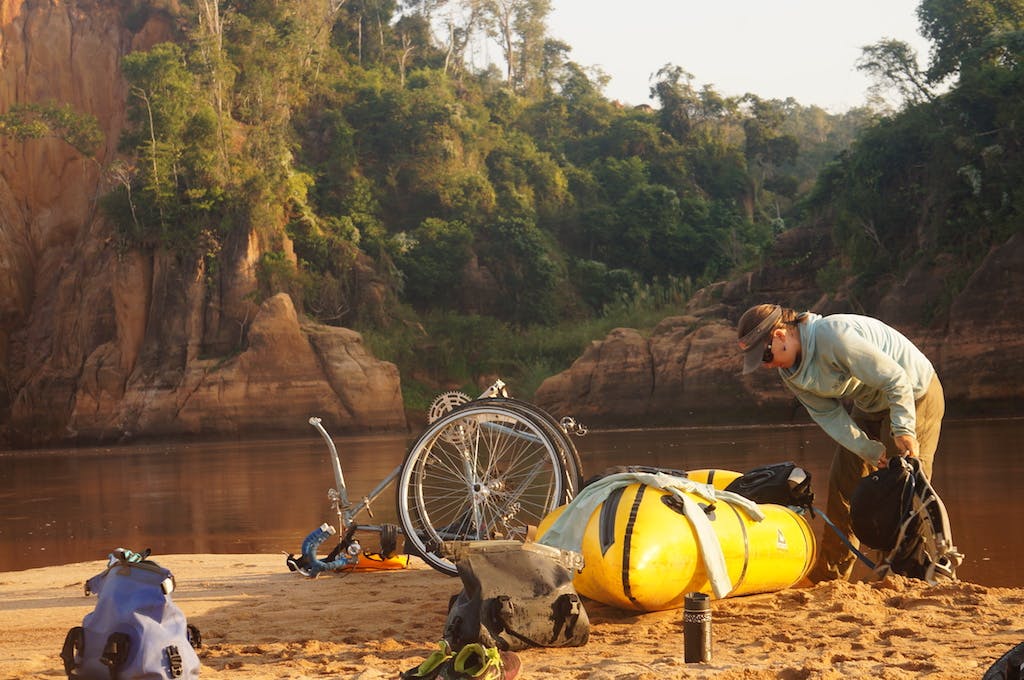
[1,418,1020,585]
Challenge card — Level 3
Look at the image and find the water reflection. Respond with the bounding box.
[1,419,1021,587]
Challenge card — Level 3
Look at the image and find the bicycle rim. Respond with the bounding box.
[396,402,569,575]
[475,398,585,495]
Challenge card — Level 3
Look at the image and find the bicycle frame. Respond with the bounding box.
[291,379,582,577]
[308,416,399,535]
[306,380,512,535]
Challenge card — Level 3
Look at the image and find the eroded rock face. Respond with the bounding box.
[66,293,405,441]
[0,0,406,446]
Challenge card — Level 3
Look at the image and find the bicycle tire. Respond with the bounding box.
[472,397,586,494]
[396,401,571,576]
[425,396,583,500]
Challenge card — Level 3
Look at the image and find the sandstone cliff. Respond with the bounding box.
[0,0,405,446]
[534,226,1024,428]
[3,2,1022,448]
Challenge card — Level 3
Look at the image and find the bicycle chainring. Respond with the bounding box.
[427,390,472,424]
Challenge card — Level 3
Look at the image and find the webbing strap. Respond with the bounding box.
[60,626,83,677]
[816,507,876,570]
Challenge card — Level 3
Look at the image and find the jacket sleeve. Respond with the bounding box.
[792,391,886,464]
[819,326,919,440]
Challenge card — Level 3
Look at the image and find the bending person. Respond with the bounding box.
[735,303,945,582]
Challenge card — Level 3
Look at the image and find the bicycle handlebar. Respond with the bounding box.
[309,416,350,509]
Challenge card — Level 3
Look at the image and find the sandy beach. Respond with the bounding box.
[1,552,1020,679]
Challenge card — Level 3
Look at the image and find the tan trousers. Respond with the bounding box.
[809,375,945,582]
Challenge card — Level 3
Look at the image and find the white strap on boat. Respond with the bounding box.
[537,472,764,599]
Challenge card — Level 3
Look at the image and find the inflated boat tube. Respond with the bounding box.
[685,468,743,490]
[536,472,816,612]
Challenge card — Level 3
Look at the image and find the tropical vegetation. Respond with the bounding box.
[9,0,1023,404]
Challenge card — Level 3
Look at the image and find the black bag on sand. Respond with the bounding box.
[850,457,915,552]
[724,462,815,510]
[850,456,963,583]
[443,541,590,652]
[983,641,1024,680]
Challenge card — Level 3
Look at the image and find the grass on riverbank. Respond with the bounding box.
[363,279,695,410]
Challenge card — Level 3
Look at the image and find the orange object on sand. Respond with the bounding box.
[341,553,411,572]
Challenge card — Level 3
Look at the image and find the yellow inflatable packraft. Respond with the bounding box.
[536,470,816,611]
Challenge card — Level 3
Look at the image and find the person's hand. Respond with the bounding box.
[893,434,919,458]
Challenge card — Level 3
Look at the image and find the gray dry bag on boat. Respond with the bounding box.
[443,541,590,652]
[61,549,201,679]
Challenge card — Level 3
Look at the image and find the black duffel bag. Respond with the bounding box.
[724,461,815,510]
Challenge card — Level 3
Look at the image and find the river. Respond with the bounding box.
[1,417,1021,586]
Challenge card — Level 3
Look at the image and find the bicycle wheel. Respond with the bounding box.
[473,397,586,494]
[396,402,570,575]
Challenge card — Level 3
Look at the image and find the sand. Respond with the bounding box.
[1,553,1021,679]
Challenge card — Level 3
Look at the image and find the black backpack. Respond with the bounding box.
[984,641,1024,680]
[724,462,815,510]
[850,457,916,552]
[61,549,201,680]
[850,456,963,582]
[443,541,590,652]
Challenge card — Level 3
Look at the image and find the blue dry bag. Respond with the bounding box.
[61,549,201,679]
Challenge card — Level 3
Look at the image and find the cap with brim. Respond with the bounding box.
[738,305,782,374]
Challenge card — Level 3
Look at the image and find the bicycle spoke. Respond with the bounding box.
[397,401,572,575]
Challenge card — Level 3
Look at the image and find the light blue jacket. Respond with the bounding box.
[780,313,936,464]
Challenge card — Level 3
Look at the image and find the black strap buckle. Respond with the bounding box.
[166,645,183,678]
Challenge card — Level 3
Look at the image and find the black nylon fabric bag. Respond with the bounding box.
[443,541,589,652]
[724,462,815,509]
[849,458,915,551]
[850,456,963,582]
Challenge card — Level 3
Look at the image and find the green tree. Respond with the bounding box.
[118,43,222,246]
[0,102,102,156]
[857,38,935,107]
[394,217,474,309]
[479,216,558,325]
[651,65,733,144]
[481,0,552,94]
[918,0,1024,81]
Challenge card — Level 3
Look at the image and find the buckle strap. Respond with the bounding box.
[166,645,183,678]
[101,632,130,678]
[60,626,84,676]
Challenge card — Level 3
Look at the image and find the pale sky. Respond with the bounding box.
[546,0,933,112]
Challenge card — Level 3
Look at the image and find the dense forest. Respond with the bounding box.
[5,0,1022,405]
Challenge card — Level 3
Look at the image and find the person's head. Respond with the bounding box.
[736,303,803,373]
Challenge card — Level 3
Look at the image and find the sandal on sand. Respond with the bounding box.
[400,640,455,679]
[440,643,520,680]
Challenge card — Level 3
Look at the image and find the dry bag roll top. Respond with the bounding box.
[61,549,201,680]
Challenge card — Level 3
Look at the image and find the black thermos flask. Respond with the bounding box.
[683,591,712,663]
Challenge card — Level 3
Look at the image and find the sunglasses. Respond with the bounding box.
[762,339,774,364]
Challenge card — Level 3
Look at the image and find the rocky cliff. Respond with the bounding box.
[3,2,1021,448]
[534,226,1024,428]
[0,0,405,447]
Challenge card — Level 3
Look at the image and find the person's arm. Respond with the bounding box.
[823,328,919,452]
[794,391,886,465]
